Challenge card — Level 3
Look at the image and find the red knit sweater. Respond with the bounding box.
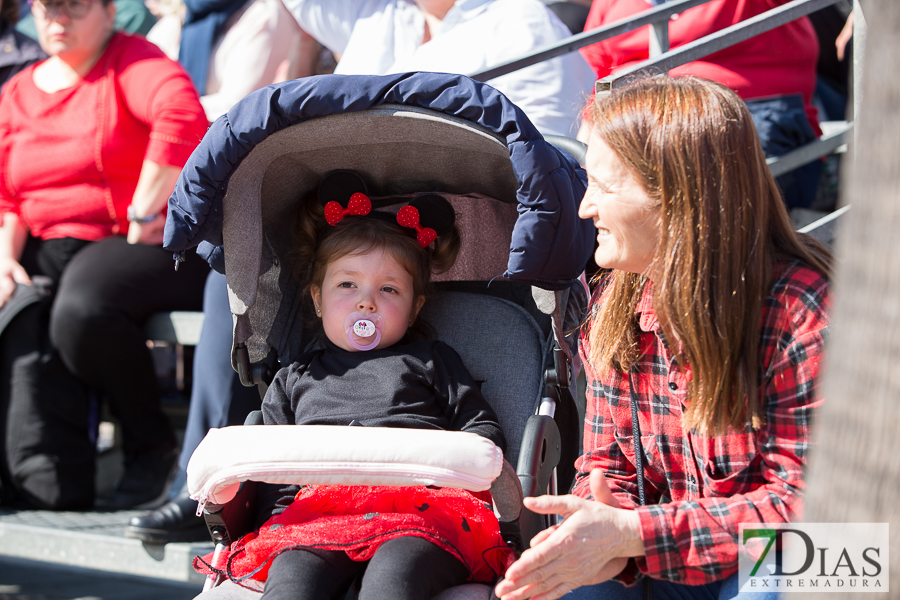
[0,32,208,241]
[580,0,820,134]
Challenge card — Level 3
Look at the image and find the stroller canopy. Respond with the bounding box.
[163,72,593,365]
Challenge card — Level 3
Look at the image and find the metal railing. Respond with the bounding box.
[594,0,843,91]
[768,121,852,178]
[468,0,717,82]
[468,0,854,179]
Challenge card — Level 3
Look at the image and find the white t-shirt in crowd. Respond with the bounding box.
[148,0,300,122]
[281,0,596,136]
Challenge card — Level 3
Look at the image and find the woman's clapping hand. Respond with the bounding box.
[495,470,644,600]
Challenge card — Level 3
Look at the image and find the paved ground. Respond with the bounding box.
[0,556,201,600]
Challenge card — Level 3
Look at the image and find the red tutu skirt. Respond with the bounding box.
[194,485,515,585]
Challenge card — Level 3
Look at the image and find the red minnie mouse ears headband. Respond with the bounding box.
[318,170,456,248]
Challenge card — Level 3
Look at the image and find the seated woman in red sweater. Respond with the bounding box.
[0,0,209,510]
[580,0,822,210]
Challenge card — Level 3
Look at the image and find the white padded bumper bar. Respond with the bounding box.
[187,426,505,509]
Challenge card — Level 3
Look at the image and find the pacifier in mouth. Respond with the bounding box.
[343,312,384,351]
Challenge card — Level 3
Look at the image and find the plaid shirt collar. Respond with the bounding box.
[635,281,659,333]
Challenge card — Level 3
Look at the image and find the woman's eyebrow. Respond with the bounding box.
[591,176,613,192]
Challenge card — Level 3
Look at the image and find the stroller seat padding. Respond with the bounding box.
[187,425,504,507]
[422,292,547,468]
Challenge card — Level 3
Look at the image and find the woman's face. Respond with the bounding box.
[311,248,425,352]
[579,131,659,276]
[33,0,115,62]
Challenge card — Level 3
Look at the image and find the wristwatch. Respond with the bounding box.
[126,206,159,224]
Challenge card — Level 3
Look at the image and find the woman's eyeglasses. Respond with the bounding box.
[31,0,96,20]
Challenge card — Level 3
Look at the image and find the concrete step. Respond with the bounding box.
[0,554,201,600]
[0,507,213,585]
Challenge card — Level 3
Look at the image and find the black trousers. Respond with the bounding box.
[262,537,470,600]
[16,236,208,457]
[1,236,207,507]
[44,237,209,456]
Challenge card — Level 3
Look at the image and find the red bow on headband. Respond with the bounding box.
[324,193,372,225]
[396,205,437,247]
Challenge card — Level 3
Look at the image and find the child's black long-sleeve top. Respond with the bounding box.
[262,338,506,451]
[257,338,506,524]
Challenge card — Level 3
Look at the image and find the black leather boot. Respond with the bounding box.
[124,493,209,543]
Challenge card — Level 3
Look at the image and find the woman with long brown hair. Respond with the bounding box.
[495,76,832,600]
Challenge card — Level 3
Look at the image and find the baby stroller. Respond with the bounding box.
[163,72,595,598]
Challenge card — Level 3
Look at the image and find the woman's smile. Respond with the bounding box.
[578,134,659,276]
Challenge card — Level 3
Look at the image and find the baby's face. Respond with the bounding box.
[312,249,424,352]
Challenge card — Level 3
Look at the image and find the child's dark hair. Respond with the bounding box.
[292,198,461,340]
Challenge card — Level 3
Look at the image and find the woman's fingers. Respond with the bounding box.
[523,493,585,518]
[1,257,31,285]
[499,540,616,600]
[836,12,854,61]
[0,258,31,309]
[498,549,628,600]
[529,580,577,600]
[498,499,638,600]
[0,275,15,308]
[127,219,166,245]
[126,222,141,244]
[501,533,566,590]
[501,569,574,600]
[497,565,567,600]
[528,524,558,547]
[503,513,602,587]
[589,470,621,508]
[496,582,539,600]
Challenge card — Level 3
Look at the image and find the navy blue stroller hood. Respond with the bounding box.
[163,72,593,365]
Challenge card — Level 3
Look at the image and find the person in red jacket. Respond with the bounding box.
[580,0,822,210]
[0,0,209,510]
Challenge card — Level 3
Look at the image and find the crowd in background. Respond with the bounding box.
[0,0,850,549]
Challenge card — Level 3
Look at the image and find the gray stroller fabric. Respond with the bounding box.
[421,292,547,469]
[490,459,524,522]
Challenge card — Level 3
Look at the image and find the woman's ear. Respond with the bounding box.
[104,0,117,23]
[311,286,321,316]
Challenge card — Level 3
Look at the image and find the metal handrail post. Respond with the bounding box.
[596,0,843,92]
[649,20,670,58]
[468,0,714,82]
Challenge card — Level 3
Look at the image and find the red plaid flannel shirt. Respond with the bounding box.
[574,260,830,585]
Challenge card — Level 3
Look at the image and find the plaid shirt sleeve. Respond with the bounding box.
[575,263,830,586]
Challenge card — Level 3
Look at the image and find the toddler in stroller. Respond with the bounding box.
[163,71,596,600]
[193,171,515,598]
